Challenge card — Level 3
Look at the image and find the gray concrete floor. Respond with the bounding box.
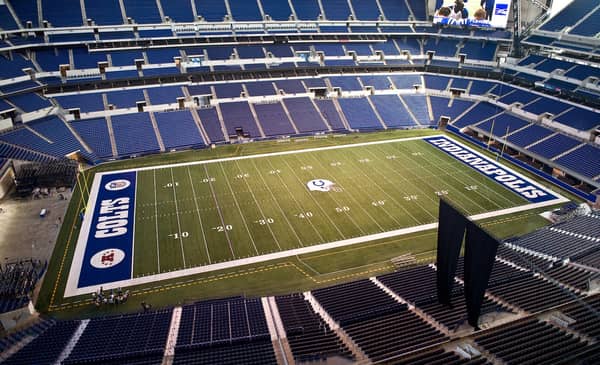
[0,189,72,265]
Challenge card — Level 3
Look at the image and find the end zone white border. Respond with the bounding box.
[63,134,568,297]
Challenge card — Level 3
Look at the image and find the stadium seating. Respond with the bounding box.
[253,102,296,136]
[338,97,382,130]
[3,321,81,365]
[155,110,205,150]
[474,318,598,364]
[111,113,161,156]
[275,294,353,361]
[64,309,172,364]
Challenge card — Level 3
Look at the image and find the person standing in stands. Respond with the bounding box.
[480,0,495,20]
[449,0,469,21]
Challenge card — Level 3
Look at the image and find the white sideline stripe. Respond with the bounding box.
[64,135,569,297]
[64,199,565,297]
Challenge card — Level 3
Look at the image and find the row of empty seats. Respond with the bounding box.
[1,0,425,29]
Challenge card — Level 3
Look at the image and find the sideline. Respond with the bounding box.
[63,134,568,297]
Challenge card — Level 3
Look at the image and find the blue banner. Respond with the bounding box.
[78,171,136,288]
[423,136,557,203]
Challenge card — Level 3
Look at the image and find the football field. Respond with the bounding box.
[64,135,566,297]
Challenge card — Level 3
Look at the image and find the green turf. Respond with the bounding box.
[131,138,526,276]
[37,130,575,319]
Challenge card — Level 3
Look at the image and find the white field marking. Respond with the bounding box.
[383,143,489,214]
[186,166,211,264]
[295,255,321,275]
[64,199,568,297]
[261,158,325,243]
[64,172,102,298]
[369,143,462,216]
[279,158,348,239]
[131,171,138,278]
[414,142,516,208]
[170,168,187,269]
[342,147,428,225]
[203,164,236,258]
[292,154,367,236]
[65,134,569,297]
[153,170,161,272]
[248,160,305,248]
[400,142,504,210]
[99,135,431,175]
[388,142,492,213]
[306,152,387,233]
[217,162,260,256]
[233,160,283,251]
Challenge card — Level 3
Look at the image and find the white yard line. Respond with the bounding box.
[280,158,348,239]
[153,170,161,273]
[262,158,325,243]
[343,148,429,225]
[187,166,212,264]
[368,144,458,216]
[217,162,260,256]
[131,171,138,278]
[417,142,514,208]
[64,199,567,297]
[292,154,367,236]
[249,160,304,247]
[170,168,187,269]
[307,152,388,232]
[203,164,236,258]
[233,160,283,251]
[64,134,569,297]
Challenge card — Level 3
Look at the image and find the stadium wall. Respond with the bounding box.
[446,125,597,203]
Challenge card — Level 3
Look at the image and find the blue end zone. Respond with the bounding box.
[78,171,136,288]
[423,136,557,203]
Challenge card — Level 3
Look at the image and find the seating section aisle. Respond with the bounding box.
[275,294,353,361]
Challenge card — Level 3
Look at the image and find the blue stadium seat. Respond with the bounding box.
[402,95,432,125]
[197,108,226,143]
[314,99,346,130]
[261,0,292,20]
[0,5,19,29]
[10,0,38,27]
[322,0,352,20]
[42,0,83,27]
[283,98,329,133]
[220,101,262,137]
[229,0,262,21]
[162,0,195,22]
[194,0,228,21]
[123,0,162,23]
[254,102,296,136]
[70,118,114,158]
[111,113,161,156]
[351,0,381,20]
[146,86,184,105]
[338,97,382,130]
[84,0,123,25]
[370,95,417,128]
[291,0,320,19]
[155,110,205,150]
[527,133,581,159]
